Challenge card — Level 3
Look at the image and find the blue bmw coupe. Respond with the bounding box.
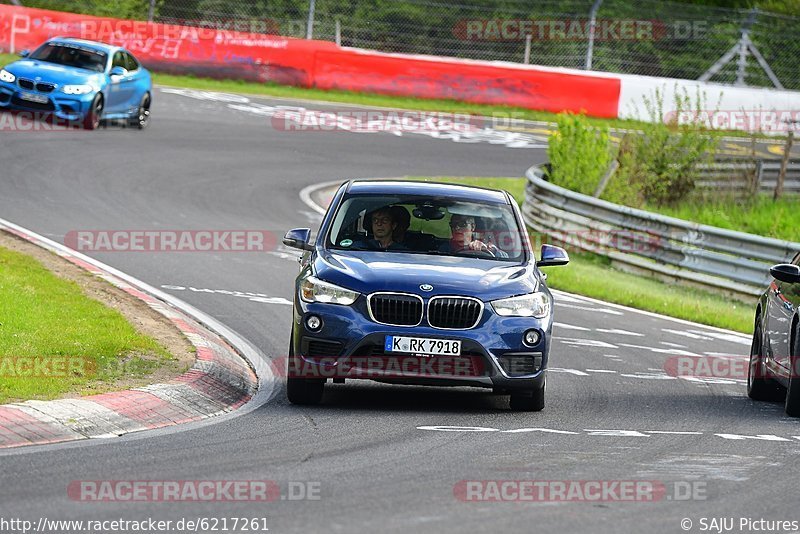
[0,37,152,129]
[283,180,569,411]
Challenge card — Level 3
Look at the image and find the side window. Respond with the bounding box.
[792,253,800,266]
[124,52,139,72]
[112,51,127,70]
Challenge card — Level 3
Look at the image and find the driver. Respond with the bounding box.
[443,214,507,257]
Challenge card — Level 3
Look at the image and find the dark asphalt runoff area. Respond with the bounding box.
[0,88,797,534]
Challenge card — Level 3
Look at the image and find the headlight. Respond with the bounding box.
[62,84,94,95]
[300,276,359,305]
[0,69,15,83]
[491,292,550,318]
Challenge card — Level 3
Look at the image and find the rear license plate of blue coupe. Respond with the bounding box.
[385,336,461,356]
[19,92,48,104]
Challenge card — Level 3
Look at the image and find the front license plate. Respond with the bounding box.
[19,91,49,104]
[385,336,461,356]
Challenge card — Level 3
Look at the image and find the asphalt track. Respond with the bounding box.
[0,89,798,534]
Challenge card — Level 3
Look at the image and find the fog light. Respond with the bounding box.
[306,315,323,331]
[523,329,540,347]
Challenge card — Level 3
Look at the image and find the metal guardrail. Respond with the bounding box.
[696,158,800,192]
[523,164,800,300]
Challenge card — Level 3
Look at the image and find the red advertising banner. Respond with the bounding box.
[0,5,622,117]
[313,49,621,118]
[0,5,336,85]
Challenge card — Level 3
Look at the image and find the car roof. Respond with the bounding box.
[45,37,119,54]
[345,180,510,204]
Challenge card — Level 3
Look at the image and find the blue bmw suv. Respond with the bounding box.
[0,38,152,129]
[283,180,569,411]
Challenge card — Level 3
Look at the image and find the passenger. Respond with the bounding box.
[355,207,408,251]
[442,214,507,257]
[390,205,411,243]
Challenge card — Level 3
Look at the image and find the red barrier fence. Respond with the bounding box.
[0,5,621,118]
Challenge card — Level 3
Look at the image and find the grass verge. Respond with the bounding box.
[407,176,754,333]
[0,243,174,403]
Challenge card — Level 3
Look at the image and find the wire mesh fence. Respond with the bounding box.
[6,0,800,90]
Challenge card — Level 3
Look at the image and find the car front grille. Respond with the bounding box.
[36,82,55,93]
[428,297,483,329]
[368,293,423,326]
[18,79,34,90]
[10,95,55,111]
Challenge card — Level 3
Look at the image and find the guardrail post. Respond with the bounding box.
[306,0,316,39]
[755,159,764,193]
[523,34,532,64]
[335,18,341,46]
[147,0,155,22]
[775,131,794,201]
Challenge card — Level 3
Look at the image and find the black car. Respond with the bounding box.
[749,253,800,416]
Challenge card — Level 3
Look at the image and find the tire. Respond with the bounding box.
[82,94,103,130]
[748,323,782,401]
[287,378,325,405]
[286,327,325,405]
[785,325,800,417]
[509,379,545,412]
[129,93,150,130]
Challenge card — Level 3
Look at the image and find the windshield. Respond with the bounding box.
[327,193,526,262]
[30,43,108,73]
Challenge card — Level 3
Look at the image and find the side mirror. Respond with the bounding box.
[283,228,314,251]
[770,263,800,284]
[110,66,127,78]
[18,50,29,58]
[538,244,569,267]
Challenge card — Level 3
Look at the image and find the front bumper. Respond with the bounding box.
[0,81,95,121]
[291,296,551,391]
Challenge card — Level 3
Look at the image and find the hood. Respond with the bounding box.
[4,60,105,87]
[314,249,538,301]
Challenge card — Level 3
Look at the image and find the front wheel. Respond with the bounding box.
[129,93,151,130]
[82,94,103,130]
[748,323,782,401]
[509,379,545,412]
[785,325,800,417]
[286,377,325,405]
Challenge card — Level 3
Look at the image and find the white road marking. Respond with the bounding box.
[555,303,624,315]
[595,328,644,337]
[585,369,617,373]
[619,372,676,380]
[662,328,714,341]
[161,285,292,305]
[689,331,751,345]
[660,341,686,348]
[556,338,618,348]
[549,368,590,376]
[619,343,701,356]
[418,426,800,444]
[553,322,591,331]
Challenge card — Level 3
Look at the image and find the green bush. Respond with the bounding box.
[547,113,616,195]
[605,88,720,207]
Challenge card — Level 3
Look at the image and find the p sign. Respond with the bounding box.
[10,13,31,54]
